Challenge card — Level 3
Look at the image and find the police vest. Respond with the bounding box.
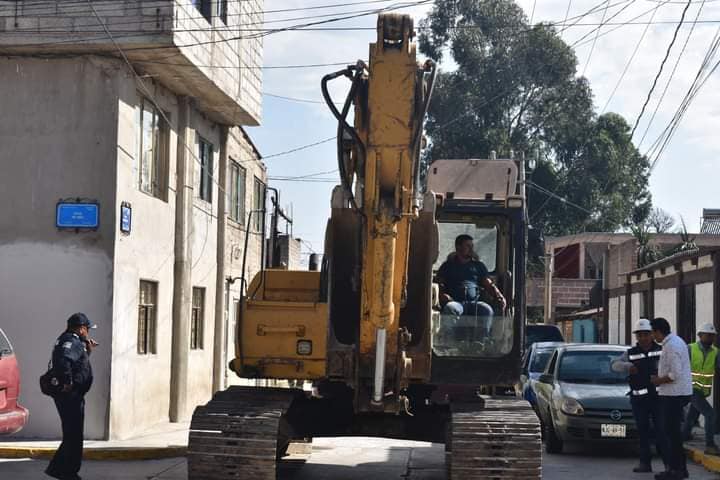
[690,342,718,397]
[627,343,662,396]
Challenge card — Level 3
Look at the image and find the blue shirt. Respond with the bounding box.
[437,257,489,302]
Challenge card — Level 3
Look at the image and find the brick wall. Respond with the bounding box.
[526,277,599,310]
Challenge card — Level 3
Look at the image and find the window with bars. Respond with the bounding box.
[192,0,212,22]
[199,137,214,203]
[191,287,205,350]
[138,281,158,355]
[229,160,246,223]
[138,98,169,200]
[253,177,265,232]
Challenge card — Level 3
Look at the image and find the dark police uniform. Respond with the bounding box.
[46,330,93,480]
[627,342,664,468]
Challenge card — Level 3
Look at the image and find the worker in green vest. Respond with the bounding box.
[682,323,719,455]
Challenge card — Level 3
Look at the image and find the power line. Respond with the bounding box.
[637,0,707,148]
[601,0,671,112]
[82,0,247,205]
[261,137,337,160]
[630,0,694,138]
[263,92,327,104]
[582,0,612,76]
[645,27,720,171]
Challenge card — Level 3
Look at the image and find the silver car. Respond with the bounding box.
[534,344,636,453]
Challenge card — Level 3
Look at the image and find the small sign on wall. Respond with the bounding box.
[56,201,99,230]
[120,202,132,234]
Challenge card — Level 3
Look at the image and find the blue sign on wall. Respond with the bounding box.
[120,202,132,234]
[56,203,99,229]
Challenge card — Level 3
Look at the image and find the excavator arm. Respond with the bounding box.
[322,13,435,411]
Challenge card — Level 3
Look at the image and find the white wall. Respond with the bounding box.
[655,288,677,333]
[696,282,714,336]
[108,78,179,439]
[0,57,120,439]
[608,296,620,344]
[0,245,114,439]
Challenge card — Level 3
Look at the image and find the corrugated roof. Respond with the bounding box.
[701,218,720,235]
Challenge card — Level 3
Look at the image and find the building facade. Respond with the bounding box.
[606,249,720,427]
[0,0,266,440]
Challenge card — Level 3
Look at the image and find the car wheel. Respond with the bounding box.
[544,414,563,454]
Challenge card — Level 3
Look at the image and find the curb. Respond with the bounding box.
[0,446,187,461]
[686,446,720,473]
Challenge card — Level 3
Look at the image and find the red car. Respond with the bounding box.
[0,328,28,434]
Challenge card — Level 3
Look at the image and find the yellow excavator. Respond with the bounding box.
[188,13,541,480]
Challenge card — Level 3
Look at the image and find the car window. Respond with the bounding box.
[529,350,555,373]
[0,329,12,355]
[546,351,559,375]
[526,326,564,347]
[557,351,626,384]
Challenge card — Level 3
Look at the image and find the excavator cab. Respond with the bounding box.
[427,157,527,387]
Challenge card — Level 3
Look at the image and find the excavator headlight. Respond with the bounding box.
[297,340,313,356]
[506,197,524,208]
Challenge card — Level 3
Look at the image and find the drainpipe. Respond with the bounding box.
[170,96,193,422]
[213,126,229,393]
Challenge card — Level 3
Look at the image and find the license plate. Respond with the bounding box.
[601,424,626,438]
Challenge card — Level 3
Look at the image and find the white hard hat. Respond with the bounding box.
[633,319,652,333]
[697,323,717,335]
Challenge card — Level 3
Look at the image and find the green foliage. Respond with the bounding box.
[420,0,652,236]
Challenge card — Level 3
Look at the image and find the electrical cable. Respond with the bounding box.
[582,0,612,76]
[601,0,672,113]
[630,0,694,138]
[637,0,707,148]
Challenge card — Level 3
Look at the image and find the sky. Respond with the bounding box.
[246,0,720,260]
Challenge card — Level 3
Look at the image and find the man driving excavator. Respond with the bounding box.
[436,234,507,339]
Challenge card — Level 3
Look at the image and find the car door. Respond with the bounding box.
[534,349,559,425]
[516,348,531,398]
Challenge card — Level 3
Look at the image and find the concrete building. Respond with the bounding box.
[528,231,720,343]
[0,0,266,440]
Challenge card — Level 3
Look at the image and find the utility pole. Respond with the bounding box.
[266,188,292,268]
[544,252,554,324]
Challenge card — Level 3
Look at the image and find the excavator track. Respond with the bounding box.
[448,397,542,480]
[187,386,300,480]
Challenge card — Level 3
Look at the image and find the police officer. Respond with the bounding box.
[682,323,720,455]
[45,313,97,480]
[612,318,664,473]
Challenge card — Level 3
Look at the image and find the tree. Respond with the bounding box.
[419,0,651,235]
[647,207,675,233]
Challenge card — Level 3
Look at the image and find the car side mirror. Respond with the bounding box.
[538,374,554,384]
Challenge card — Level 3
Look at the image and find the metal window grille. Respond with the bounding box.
[229,161,246,222]
[138,281,158,355]
[253,177,265,231]
[199,138,214,203]
[138,99,169,201]
[191,287,205,350]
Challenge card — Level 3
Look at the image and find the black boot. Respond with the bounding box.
[633,463,653,473]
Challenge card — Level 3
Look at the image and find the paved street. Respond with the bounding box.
[1,437,718,479]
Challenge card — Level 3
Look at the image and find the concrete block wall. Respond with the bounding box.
[0,0,263,125]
